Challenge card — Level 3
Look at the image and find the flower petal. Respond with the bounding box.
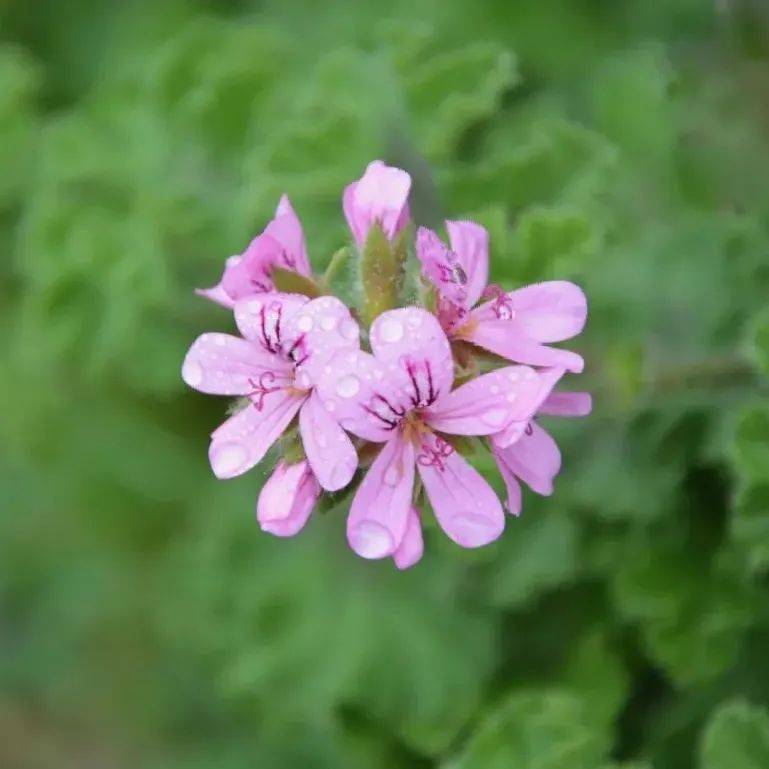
[446,220,489,309]
[416,226,470,309]
[315,349,408,442]
[257,460,320,537]
[286,295,360,384]
[195,255,241,308]
[347,435,415,559]
[493,422,561,496]
[233,293,310,348]
[299,390,358,492]
[208,391,304,479]
[266,194,311,277]
[425,366,555,436]
[463,318,585,373]
[492,447,523,516]
[416,432,505,548]
[182,333,291,396]
[369,307,454,404]
[343,160,411,247]
[392,506,424,570]
[504,281,587,342]
[540,391,593,417]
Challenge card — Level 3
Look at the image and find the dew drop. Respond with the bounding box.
[182,358,203,387]
[320,315,337,331]
[246,298,262,314]
[482,408,508,427]
[379,318,404,343]
[210,442,249,478]
[349,521,395,559]
[341,320,359,341]
[296,315,314,332]
[336,375,360,398]
[384,466,401,487]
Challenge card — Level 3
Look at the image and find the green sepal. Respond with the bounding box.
[278,422,306,465]
[360,223,406,325]
[271,266,322,298]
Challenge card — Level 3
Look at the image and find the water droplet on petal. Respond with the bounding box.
[320,315,337,331]
[341,320,359,341]
[349,521,395,559]
[508,371,519,382]
[384,466,401,487]
[490,385,500,395]
[483,408,509,427]
[407,314,422,329]
[379,318,404,343]
[211,442,249,478]
[316,433,328,448]
[246,298,262,314]
[215,336,226,347]
[182,359,203,387]
[336,375,360,398]
[296,315,314,332]
[296,370,311,389]
[324,400,336,412]
[507,392,517,403]
[449,512,502,548]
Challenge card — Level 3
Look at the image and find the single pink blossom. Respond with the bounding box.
[257,460,321,537]
[416,222,587,373]
[492,385,592,515]
[316,308,558,559]
[182,293,361,492]
[197,195,311,308]
[343,160,411,247]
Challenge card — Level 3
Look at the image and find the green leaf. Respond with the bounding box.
[733,405,769,482]
[700,700,769,769]
[732,483,769,576]
[445,689,610,769]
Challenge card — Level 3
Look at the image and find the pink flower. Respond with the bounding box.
[343,160,411,247]
[316,308,557,559]
[492,384,592,515]
[182,293,361,492]
[416,223,588,373]
[197,196,311,308]
[257,460,321,537]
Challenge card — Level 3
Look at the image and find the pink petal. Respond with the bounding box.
[505,281,587,342]
[233,293,309,347]
[343,160,411,247]
[182,333,292,396]
[416,227,470,310]
[446,220,489,309]
[299,390,358,492]
[493,422,561,496]
[540,391,593,417]
[266,194,311,277]
[416,432,505,548]
[463,318,585,373]
[208,391,304,479]
[222,233,284,300]
[195,255,242,308]
[425,366,555,436]
[347,435,415,559]
[286,295,361,384]
[369,308,454,403]
[315,349,408,442]
[489,367,565,448]
[392,506,424,570]
[257,460,320,537]
[492,447,523,515]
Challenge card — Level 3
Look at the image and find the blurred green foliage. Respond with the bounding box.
[2,1,769,767]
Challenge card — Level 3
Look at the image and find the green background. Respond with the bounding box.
[2,1,769,767]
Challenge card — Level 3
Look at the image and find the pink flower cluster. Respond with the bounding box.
[183,161,590,568]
